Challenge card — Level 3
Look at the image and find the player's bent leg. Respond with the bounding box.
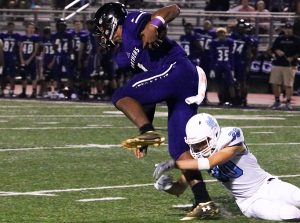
[268,179,300,208]
[177,151,219,220]
[244,198,300,221]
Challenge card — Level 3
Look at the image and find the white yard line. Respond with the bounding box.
[77,197,126,202]
[0,175,299,197]
[1,125,300,131]
[0,141,300,152]
[250,132,275,134]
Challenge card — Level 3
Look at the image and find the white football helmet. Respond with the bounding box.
[184,113,221,159]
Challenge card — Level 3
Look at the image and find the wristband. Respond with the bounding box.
[197,158,210,170]
[150,16,165,29]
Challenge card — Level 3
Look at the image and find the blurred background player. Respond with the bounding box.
[18,22,40,98]
[0,39,3,90]
[40,26,57,99]
[194,20,216,105]
[78,20,98,100]
[179,22,202,66]
[70,19,87,99]
[210,27,235,106]
[268,23,300,110]
[53,19,74,99]
[0,22,20,97]
[230,19,254,107]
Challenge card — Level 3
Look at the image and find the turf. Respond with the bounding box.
[0,99,299,222]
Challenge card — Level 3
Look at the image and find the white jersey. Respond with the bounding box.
[209,127,272,201]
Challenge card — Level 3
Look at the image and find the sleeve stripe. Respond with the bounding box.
[134,12,146,24]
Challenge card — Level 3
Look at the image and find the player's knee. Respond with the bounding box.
[279,205,300,221]
[111,88,122,106]
[291,188,300,207]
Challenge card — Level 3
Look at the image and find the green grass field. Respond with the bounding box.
[0,99,299,223]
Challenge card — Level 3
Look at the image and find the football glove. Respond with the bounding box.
[154,174,173,191]
[153,160,175,180]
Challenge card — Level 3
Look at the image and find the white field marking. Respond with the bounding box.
[103,112,287,120]
[1,141,300,153]
[0,99,113,106]
[172,204,193,208]
[249,132,275,134]
[86,124,112,127]
[0,115,119,118]
[36,122,59,125]
[241,126,300,128]
[247,142,300,146]
[77,197,126,202]
[0,175,299,197]
[0,126,138,130]
[0,120,8,122]
[3,125,300,131]
[0,144,121,152]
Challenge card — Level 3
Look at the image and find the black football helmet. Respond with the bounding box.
[56,18,67,33]
[93,2,127,49]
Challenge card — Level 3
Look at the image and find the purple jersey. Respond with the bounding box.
[69,29,88,53]
[194,28,216,74]
[179,33,201,65]
[41,34,55,64]
[116,11,186,71]
[52,32,73,56]
[85,32,97,56]
[0,32,20,58]
[19,34,40,60]
[112,11,204,160]
[210,38,234,69]
[230,32,252,63]
[194,28,216,53]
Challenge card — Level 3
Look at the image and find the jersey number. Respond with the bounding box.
[233,42,244,54]
[3,40,15,52]
[22,43,34,54]
[217,49,229,61]
[210,161,243,182]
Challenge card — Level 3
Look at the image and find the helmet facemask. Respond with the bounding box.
[94,14,118,49]
[93,2,127,50]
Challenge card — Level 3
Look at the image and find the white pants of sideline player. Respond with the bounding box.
[239,177,300,221]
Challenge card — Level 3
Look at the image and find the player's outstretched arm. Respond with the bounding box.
[153,145,245,179]
[141,4,180,49]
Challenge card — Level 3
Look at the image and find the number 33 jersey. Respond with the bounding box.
[209,127,272,200]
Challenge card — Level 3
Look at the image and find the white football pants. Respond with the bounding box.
[243,178,300,221]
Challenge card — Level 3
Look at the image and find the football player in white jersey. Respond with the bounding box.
[153,113,300,221]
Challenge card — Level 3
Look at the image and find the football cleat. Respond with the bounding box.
[180,201,219,221]
[122,131,165,150]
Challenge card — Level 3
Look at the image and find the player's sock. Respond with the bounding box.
[192,181,211,204]
[139,123,155,134]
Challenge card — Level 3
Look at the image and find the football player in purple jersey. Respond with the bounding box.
[93,2,217,220]
[230,19,254,107]
[40,26,58,98]
[52,19,74,98]
[179,22,202,66]
[210,27,235,106]
[18,22,40,98]
[0,22,21,97]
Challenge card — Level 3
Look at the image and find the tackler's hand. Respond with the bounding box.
[153,160,175,180]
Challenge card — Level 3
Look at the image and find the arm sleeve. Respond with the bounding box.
[124,11,152,38]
